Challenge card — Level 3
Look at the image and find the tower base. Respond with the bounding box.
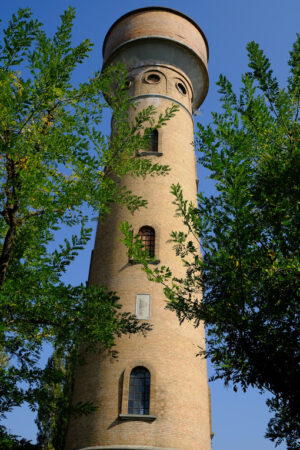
[75,446,178,450]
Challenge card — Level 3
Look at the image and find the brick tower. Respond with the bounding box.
[66,7,211,450]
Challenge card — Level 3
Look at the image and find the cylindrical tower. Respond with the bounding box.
[66,7,211,450]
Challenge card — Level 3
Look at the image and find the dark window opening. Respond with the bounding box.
[128,366,150,415]
[138,226,155,258]
[147,129,158,153]
[177,82,187,95]
[145,73,161,84]
[125,78,132,89]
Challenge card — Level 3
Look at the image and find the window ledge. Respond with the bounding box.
[136,152,163,157]
[129,259,160,265]
[119,414,156,422]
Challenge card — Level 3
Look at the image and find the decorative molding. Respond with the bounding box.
[135,294,151,320]
[102,34,209,108]
[130,94,193,121]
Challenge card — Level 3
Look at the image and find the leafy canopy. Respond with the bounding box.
[0,7,177,446]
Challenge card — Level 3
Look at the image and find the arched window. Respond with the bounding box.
[147,129,158,153]
[128,366,150,415]
[138,226,155,258]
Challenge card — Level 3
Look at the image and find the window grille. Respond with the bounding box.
[128,366,150,415]
[138,226,155,258]
[148,129,158,152]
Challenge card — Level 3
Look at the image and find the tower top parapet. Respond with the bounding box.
[102,7,209,110]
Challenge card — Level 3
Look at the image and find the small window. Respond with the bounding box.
[125,78,132,89]
[146,129,158,153]
[176,81,187,96]
[128,367,150,415]
[138,226,155,258]
[144,73,161,84]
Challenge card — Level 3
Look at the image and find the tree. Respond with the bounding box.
[35,348,76,450]
[122,36,300,448]
[0,8,177,445]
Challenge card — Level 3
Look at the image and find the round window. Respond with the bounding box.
[145,73,161,84]
[177,82,187,95]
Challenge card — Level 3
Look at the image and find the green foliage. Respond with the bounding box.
[0,425,37,449]
[123,37,300,448]
[0,8,177,446]
[35,348,79,450]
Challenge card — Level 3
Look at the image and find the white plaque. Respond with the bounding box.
[136,294,150,320]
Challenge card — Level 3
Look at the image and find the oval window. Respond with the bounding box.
[125,78,132,89]
[177,82,187,95]
[145,73,161,84]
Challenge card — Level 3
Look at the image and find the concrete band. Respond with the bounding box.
[76,447,178,450]
[130,94,194,121]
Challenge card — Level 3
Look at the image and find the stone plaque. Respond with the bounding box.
[136,294,150,320]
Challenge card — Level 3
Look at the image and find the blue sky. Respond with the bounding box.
[1,0,299,448]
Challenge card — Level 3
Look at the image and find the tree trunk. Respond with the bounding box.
[0,213,17,286]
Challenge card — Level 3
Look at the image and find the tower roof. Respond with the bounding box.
[102,6,209,60]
